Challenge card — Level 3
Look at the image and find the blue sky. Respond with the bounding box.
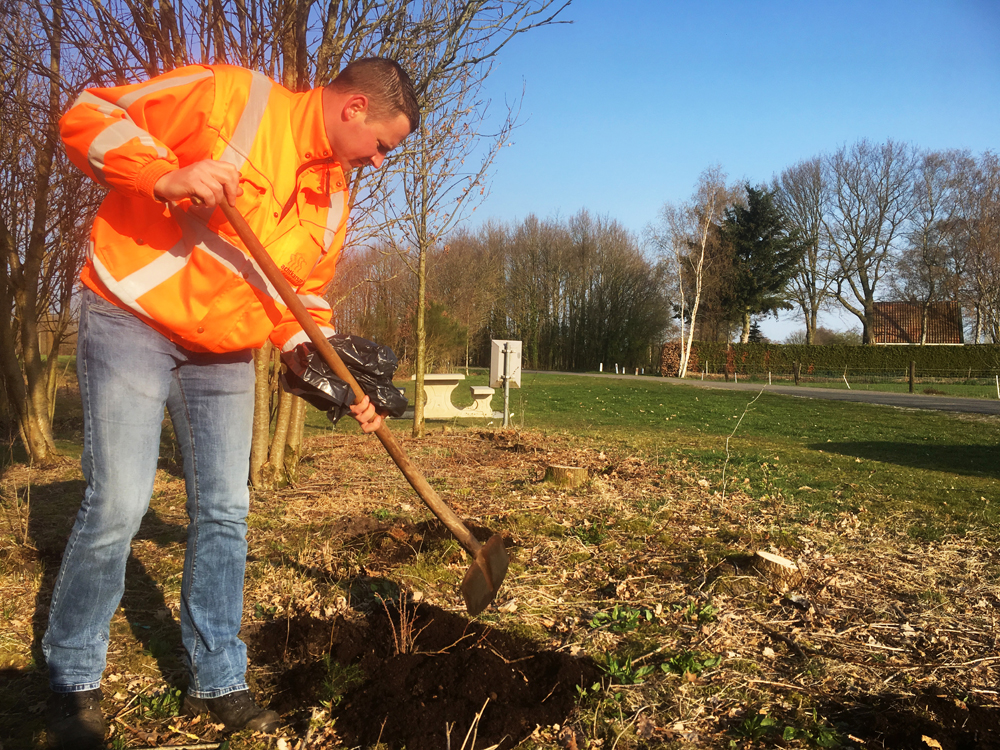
[468,0,1000,339]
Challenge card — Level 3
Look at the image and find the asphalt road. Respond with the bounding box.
[540,371,1000,416]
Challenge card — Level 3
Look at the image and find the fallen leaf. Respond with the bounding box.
[636,715,655,739]
[557,725,578,750]
[922,737,943,750]
[762,646,776,659]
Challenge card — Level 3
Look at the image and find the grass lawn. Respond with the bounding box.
[503,372,1000,541]
[2,368,1000,748]
[677,372,1000,400]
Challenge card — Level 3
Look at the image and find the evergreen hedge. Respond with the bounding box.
[664,342,1000,376]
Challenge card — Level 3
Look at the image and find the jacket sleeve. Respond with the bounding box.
[269,246,342,352]
[59,66,218,200]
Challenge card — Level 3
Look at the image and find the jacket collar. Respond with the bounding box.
[289,87,337,167]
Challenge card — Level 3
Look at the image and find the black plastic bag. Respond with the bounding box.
[280,334,408,424]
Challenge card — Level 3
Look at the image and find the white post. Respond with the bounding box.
[502,343,511,427]
[768,371,771,385]
[599,362,603,372]
[634,367,638,376]
[996,374,999,399]
[734,370,738,384]
[615,363,618,374]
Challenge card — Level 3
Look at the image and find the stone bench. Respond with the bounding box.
[467,386,496,416]
[402,375,499,419]
[413,373,465,418]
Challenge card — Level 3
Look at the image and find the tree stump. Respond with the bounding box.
[544,465,588,488]
[753,550,803,589]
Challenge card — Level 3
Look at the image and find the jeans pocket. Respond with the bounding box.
[84,288,136,320]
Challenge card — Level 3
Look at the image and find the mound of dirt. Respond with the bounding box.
[246,601,599,750]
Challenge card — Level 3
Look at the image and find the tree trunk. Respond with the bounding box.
[249,342,274,487]
[45,338,62,422]
[412,240,427,438]
[412,127,429,439]
[263,385,293,488]
[740,310,751,343]
[806,308,818,344]
[283,396,307,483]
[1,0,63,465]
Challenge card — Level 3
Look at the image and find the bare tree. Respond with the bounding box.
[431,224,503,374]
[890,150,968,343]
[952,151,1000,343]
[0,0,98,464]
[773,158,831,344]
[823,139,917,343]
[382,0,568,437]
[649,166,735,377]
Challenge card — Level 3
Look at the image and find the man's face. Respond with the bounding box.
[333,107,411,170]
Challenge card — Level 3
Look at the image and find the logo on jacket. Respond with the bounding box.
[281,254,308,287]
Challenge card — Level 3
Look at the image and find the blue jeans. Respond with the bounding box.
[43,289,255,698]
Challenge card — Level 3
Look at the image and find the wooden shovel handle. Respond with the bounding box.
[218,202,483,556]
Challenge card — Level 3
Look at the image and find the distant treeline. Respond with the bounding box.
[668,342,1000,376]
[330,211,671,372]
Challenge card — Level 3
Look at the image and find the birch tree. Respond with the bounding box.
[649,167,734,377]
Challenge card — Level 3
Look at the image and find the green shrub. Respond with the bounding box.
[665,342,1000,377]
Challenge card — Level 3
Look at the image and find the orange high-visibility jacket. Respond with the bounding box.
[61,64,350,353]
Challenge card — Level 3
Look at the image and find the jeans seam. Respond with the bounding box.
[45,302,96,649]
[51,681,103,694]
[188,682,249,700]
[175,372,204,685]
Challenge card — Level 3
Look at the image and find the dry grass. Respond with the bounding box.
[2,423,999,748]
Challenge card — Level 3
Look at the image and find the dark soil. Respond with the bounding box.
[821,691,1000,750]
[245,601,600,750]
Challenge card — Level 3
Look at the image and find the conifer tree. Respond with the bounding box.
[721,184,805,342]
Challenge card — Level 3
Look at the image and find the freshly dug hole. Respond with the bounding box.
[246,603,600,750]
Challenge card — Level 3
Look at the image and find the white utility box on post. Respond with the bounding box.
[490,340,522,389]
[490,340,522,426]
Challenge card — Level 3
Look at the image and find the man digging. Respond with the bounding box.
[43,58,418,749]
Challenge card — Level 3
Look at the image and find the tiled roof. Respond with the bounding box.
[870,301,963,344]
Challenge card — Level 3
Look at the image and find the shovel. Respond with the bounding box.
[219,201,509,616]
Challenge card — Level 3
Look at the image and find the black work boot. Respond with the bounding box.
[182,690,280,732]
[46,688,105,750]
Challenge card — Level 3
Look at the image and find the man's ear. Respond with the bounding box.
[342,93,369,122]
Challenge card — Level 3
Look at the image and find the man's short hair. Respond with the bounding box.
[330,58,420,133]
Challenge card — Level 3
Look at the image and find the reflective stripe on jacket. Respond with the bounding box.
[61,64,348,353]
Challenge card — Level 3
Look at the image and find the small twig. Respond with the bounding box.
[747,678,814,692]
[611,705,649,750]
[721,386,767,501]
[131,745,220,750]
[169,723,205,741]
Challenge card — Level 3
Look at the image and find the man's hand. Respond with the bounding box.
[349,394,384,434]
[154,160,242,207]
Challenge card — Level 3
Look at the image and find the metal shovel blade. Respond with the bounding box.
[461,534,510,616]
